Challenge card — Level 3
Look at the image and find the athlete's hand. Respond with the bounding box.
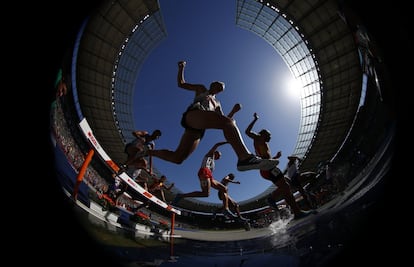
[178,61,186,68]
[228,103,242,120]
[274,150,282,159]
[233,103,242,112]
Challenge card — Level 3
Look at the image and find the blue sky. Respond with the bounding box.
[134,0,301,203]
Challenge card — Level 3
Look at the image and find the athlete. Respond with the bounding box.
[217,173,247,221]
[124,129,161,177]
[148,175,174,203]
[172,142,237,218]
[245,112,315,220]
[284,155,317,209]
[147,60,278,172]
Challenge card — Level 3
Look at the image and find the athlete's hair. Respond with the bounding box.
[210,81,225,90]
[152,129,162,137]
[259,129,271,136]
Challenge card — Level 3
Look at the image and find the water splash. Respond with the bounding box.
[268,214,297,248]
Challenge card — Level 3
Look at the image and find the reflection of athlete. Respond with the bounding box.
[172,142,237,218]
[245,113,315,220]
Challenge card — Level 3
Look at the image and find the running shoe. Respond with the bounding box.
[237,155,279,171]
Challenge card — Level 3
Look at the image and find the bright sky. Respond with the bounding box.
[134,0,301,204]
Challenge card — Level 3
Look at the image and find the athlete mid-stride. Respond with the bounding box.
[146,60,279,172]
[172,141,238,219]
[245,112,317,220]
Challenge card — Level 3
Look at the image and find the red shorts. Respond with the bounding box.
[198,167,214,180]
[260,170,270,179]
[260,168,283,184]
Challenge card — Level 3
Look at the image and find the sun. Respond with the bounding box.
[284,76,302,100]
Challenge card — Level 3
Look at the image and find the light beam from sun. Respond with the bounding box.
[284,75,302,100]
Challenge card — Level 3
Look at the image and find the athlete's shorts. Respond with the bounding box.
[260,167,284,184]
[180,103,206,139]
[198,167,214,188]
[198,167,214,180]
